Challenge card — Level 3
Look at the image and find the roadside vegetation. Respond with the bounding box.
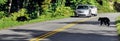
[116,16,120,36]
[114,0,120,38]
[0,0,119,29]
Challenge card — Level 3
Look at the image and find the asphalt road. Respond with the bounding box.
[0,13,120,41]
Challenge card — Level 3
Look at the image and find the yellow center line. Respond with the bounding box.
[30,17,98,41]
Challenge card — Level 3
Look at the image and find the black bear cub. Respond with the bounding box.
[16,16,27,22]
[98,17,110,26]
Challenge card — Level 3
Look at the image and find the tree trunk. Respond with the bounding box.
[17,0,20,11]
[8,0,12,16]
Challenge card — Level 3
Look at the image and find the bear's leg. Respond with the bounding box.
[107,22,110,26]
[100,21,103,26]
[104,21,107,25]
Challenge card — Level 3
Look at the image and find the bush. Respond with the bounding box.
[38,9,53,19]
[0,17,18,28]
[37,6,74,20]
[11,8,30,21]
[0,11,6,19]
[54,6,74,17]
[116,16,120,36]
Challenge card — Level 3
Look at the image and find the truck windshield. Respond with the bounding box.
[77,6,88,9]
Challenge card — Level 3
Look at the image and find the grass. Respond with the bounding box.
[0,16,70,30]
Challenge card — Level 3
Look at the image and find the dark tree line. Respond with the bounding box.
[0,0,99,15]
[0,0,115,20]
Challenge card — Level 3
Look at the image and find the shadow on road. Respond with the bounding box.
[56,21,116,27]
[0,28,118,41]
[0,18,117,41]
[49,30,118,41]
[70,16,92,18]
[0,29,47,41]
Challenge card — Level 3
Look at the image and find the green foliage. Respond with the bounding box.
[117,0,120,2]
[97,0,116,13]
[0,8,30,28]
[0,11,6,19]
[0,16,19,28]
[67,0,116,13]
[117,24,120,36]
[54,6,73,17]
[0,0,7,4]
[39,11,53,19]
[41,0,51,13]
[0,16,27,28]
[11,8,29,21]
[116,16,120,36]
[88,0,98,5]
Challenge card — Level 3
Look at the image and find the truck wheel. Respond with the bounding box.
[94,14,97,16]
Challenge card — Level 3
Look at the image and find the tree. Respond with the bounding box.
[0,0,7,4]
[8,0,12,16]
